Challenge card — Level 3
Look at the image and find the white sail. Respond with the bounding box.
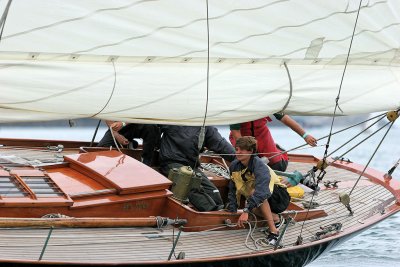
[0,0,399,125]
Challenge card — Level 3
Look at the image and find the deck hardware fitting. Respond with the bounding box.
[386,110,399,122]
[274,216,292,250]
[168,226,182,260]
[339,193,353,215]
[38,226,53,261]
[313,223,342,240]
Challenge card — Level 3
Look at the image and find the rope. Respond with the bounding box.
[200,162,230,179]
[244,213,279,251]
[109,126,122,152]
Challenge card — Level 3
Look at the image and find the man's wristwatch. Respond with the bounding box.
[121,122,126,127]
[243,207,249,213]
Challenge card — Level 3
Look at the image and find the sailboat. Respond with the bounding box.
[0,0,399,266]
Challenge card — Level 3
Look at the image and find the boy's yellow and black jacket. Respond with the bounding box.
[227,155,285,212]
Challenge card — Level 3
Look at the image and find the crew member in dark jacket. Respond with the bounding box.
[159,125,235,211]
[98,121,160,166]
[159,125,235,171]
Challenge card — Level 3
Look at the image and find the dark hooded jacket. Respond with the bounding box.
[159,126,235,169]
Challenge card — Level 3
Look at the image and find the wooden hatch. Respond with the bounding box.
[64,150,172,195]
[0,168,72,207]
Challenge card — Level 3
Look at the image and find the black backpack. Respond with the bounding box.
[188,173,224,212]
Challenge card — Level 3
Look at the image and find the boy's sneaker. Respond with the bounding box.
[266,231,279,246]
[259,215,285,234]
[274,214,285,229]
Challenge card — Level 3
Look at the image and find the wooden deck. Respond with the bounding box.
[0,161,397,265]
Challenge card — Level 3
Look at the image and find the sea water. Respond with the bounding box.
[0,123,399,267]
[268,126,400,267]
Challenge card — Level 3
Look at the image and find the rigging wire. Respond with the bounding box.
[91,59,117,118]
[0,0,12,42]
[170,0,212,223]
[385,158,400,178]
[196,0,211,152]
[348,121,395,196]
[213,111,386,159]
[89,59,121,151]
[297,0,364,243]
[329,121,391,163]
[89,120,102,147]
[266,111,386,161]
[202,0,210,129]
[326,114,387,157]
[280,62,293,113]
[321,0,364,166]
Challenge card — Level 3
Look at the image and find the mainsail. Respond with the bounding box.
[0,0,399,125]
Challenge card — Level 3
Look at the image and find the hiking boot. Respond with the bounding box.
[266,231,279,246]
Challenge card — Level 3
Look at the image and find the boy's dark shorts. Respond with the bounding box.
[268,184,290,214]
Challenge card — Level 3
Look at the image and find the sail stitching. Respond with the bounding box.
[69,1,290,54]
[70,1,385,55]
[1,0,159,40]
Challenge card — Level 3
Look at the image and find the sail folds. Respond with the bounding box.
[0,0,399,125]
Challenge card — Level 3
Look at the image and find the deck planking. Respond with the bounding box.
[0,161,396,263]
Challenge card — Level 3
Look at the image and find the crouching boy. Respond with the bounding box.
[227,136,290,245]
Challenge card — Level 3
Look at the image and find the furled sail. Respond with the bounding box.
[0,0,399,125]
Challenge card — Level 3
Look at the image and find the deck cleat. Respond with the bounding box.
[314,223,343,240]
[302,200,319,209]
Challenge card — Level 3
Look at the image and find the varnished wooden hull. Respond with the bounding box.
[0,213,396,267]
[0,138,399,266]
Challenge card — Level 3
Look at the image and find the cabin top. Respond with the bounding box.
[65,150,172,194]
[0,150,172,208]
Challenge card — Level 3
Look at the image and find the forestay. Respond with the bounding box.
[0,0,399,125]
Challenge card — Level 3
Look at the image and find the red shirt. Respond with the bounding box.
[229,116,288,165]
